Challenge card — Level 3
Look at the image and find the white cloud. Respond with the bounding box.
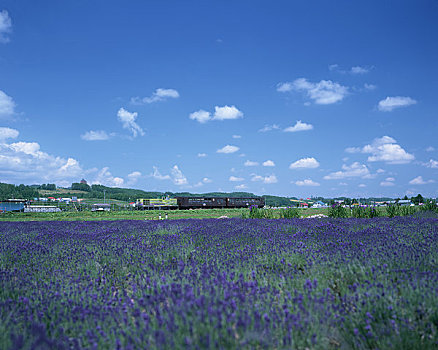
[229,176,244,182]
[0,10,12,43]
[0,140,87,184]
[345,147,361,153]
[323,162,371,180]
[251,174,278,184]
[276,82,293,92]
[117,108,144,137]
[380,177,395,187]
[0,90,15,117]
[328,64,339,71]
[217,145,239,154]
[197,153,207,158]
[202,177,212,183]
[259,124,280,132]
[213,105,243,121]
[289,157,320,169]
[232,134,241,139]
[423,159,438,169]
[244,160,259,166]
[363,136,414,164]
[284,120,313,133]
[378,96,417,112]
[81,130,111,141]
[359,184,366,188]
[346,136,414,164]
[376,168,385,174]
[279,78,348,104]
[93,167,124,187]
[171,165,188,186]
[351,66,369,74]
[364,83,377,90]
[127,171,142,185]
[262,160,275,167]
[426,146,435,152]
[235,184,247,190]
[409,176,434,185]
[190,110,211,123]
[0,127,18,140]
[294,179,320,186]
[131,88,179,104]
[151,166,171,180]
[190,105,243,123]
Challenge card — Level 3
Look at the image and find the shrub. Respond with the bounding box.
[352,206,379,218]
[328,204,349,218]
[279,207,300,219]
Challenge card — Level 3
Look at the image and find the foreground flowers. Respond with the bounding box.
[1,218,437,349]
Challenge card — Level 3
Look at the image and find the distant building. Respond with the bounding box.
[80,179,88,184]
[92,203,111,212]
[0,199,27,212]
[24,206,61,213]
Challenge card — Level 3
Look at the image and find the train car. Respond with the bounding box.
[226,197,265,208]
[136,198,178,210]
[176,197,227,209]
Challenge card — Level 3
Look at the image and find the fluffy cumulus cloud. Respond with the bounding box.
[423,159,438,169]
[284,120,313,133]
[217,145,239,154]
[380,177,395,187]
[244,160,259,166]
[81,130,111,141]
[262,160,275,167]
[131,88,179,105]
[409,176,434,185]
[378,96,417,112]
[278,78,348,105]
[294,179,320,186]
[213,105,243,121]
[363,136,414,164]
[202,177,212,183]
[117,108,144,137]
[258,124,280,132]
[150,165,188,186]
[151,166,171,180]
[189,110,211,124]
[324,162,371,180]
[0,90,16,118]
[289,157,320,169]
[170,165,188,185]
[0,10,12,43]
[0,127,19,140]
[93,167,124,187]
[189,105,243,123]
[346,136,414,164]
[0,140,85,184]
[251,174,278,184]
[229,176,244,182]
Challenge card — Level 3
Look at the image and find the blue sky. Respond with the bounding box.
[0,0,437,198]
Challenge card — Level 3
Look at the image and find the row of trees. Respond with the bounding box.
[0,183,39,201]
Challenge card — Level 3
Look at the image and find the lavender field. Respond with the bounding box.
[1,218,437,349]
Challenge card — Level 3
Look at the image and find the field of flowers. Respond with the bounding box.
[1,218,437,349]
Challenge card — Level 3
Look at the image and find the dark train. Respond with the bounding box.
[176,196,265,209]
[135,197,265,210]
